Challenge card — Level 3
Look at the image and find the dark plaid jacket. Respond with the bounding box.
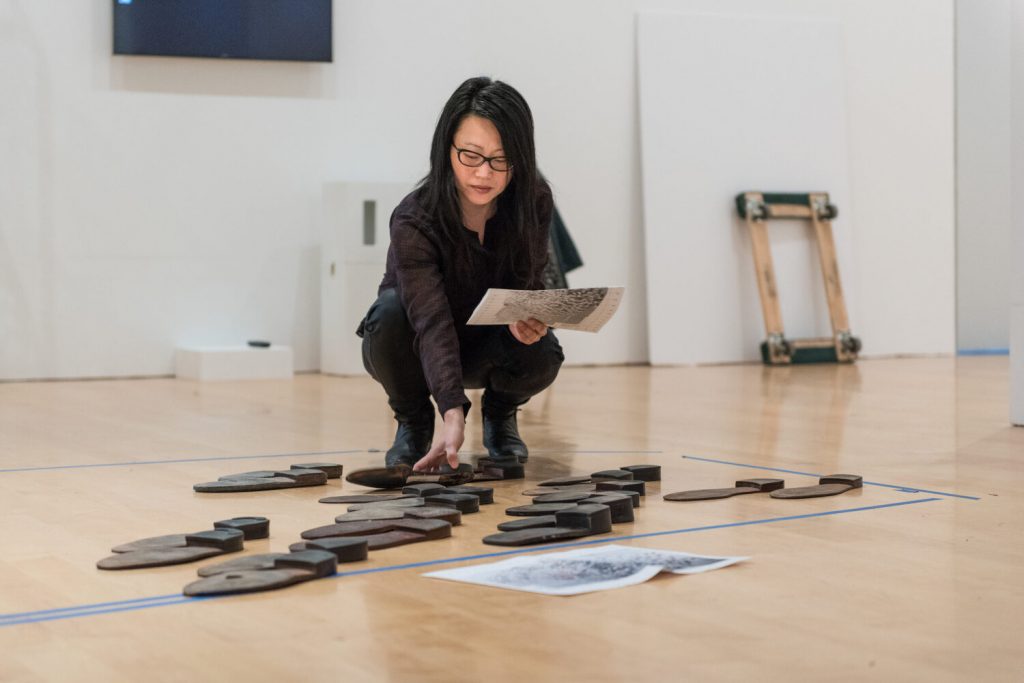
[378,184,553,415]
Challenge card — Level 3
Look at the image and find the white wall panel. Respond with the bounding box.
[638,12,854,364]
[1011,0,1024,425]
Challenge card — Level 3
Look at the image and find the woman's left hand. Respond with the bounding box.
[509,318,548,345]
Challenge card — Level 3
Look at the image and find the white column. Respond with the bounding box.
[956,0,1013,352]
[1012,1,1024,425]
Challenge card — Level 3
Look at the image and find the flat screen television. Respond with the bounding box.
[113,0,332,63]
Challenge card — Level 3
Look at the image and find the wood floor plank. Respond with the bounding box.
[1,357,1021,681]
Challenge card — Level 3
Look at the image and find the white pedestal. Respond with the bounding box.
[320,181,412,375]
[175,346,294,381]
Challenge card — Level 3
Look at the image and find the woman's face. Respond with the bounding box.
[449,114,511,212]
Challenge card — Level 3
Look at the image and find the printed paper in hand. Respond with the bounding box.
[466,287,625,333]
[423,544,746,596]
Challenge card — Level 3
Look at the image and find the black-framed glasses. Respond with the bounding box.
[452,146,511,172]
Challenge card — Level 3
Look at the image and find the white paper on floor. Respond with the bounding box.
[423,544,747,596]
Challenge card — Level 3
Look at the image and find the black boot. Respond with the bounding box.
[482,394,528,463]
[385,403,435,468]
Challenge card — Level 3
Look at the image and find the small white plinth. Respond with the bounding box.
[175,346,294,381]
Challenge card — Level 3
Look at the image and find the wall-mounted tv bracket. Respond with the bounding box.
[735,192,861,365]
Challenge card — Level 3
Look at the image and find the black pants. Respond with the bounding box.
[359,288,564,417]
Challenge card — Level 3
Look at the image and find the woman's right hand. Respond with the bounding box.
[413,408,465,472]
[509,318,548,345]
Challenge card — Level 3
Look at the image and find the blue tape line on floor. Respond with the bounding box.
[957,348,1009,356]
[681,454,981,501]
[1,593,184,619]
[0,597,206,627]
[531,450,664,454]
[0,497,940,628]
[330,498,941,577]
[0,449,365,474]
[0,449,663,474]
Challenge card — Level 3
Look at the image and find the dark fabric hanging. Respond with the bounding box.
[541,204,583,290]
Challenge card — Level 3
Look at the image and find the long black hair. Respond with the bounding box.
[416,76,546,288]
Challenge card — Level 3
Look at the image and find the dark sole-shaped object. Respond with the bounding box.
[332,508,408,523]
[532,491,595,504]
[402,483,446,497]
[583,494,635,523]
[274,550,338,577]
[537,476,592,487]
[620,464,662,481]
[288,538,369,563]
[554,504,613,534]
[301,517,454,541]
[193,477,300,493]
[111,528,245,554]
[361,525,452,549]
[346,498,426,512]
[590,469,634,481]
[595,480,646,496]
[186,550,339,595]
[505,502,581,517]
[318,494,417,504]
[184,568,315,596]
[302,520,409,540]
[522,484,596,496]
[424,493,480,514]
[292,463,343,478]
[344,466,412,490]
[664,478,785,502]
[219,468,328,485]
[607,489,641,508]
[193,468,328,492]
[407,463,476,487]
[112,533,191,553]
[474,461,526,481]
[300,519,452,550]
[496,515,557,531]
[769,474,862,499]
[482,527,591,546]
[329,504,462,525]
[492,504,615,536]
[355,468,476,488]
[403,506,463,525]
[197,553,290,576]
[213,517,270,540]
[443,486,495,504]
[664,487,758,501]
[99,546,231,570]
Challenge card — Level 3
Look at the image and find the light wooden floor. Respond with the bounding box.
[1,357,1022,681]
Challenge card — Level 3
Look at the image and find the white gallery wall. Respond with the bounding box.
[1,0,955,380]
[957,0,1013,352]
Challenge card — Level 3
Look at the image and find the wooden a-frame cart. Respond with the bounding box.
[735,191,861,365]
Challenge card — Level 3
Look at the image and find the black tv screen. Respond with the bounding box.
[113,0,332,63]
